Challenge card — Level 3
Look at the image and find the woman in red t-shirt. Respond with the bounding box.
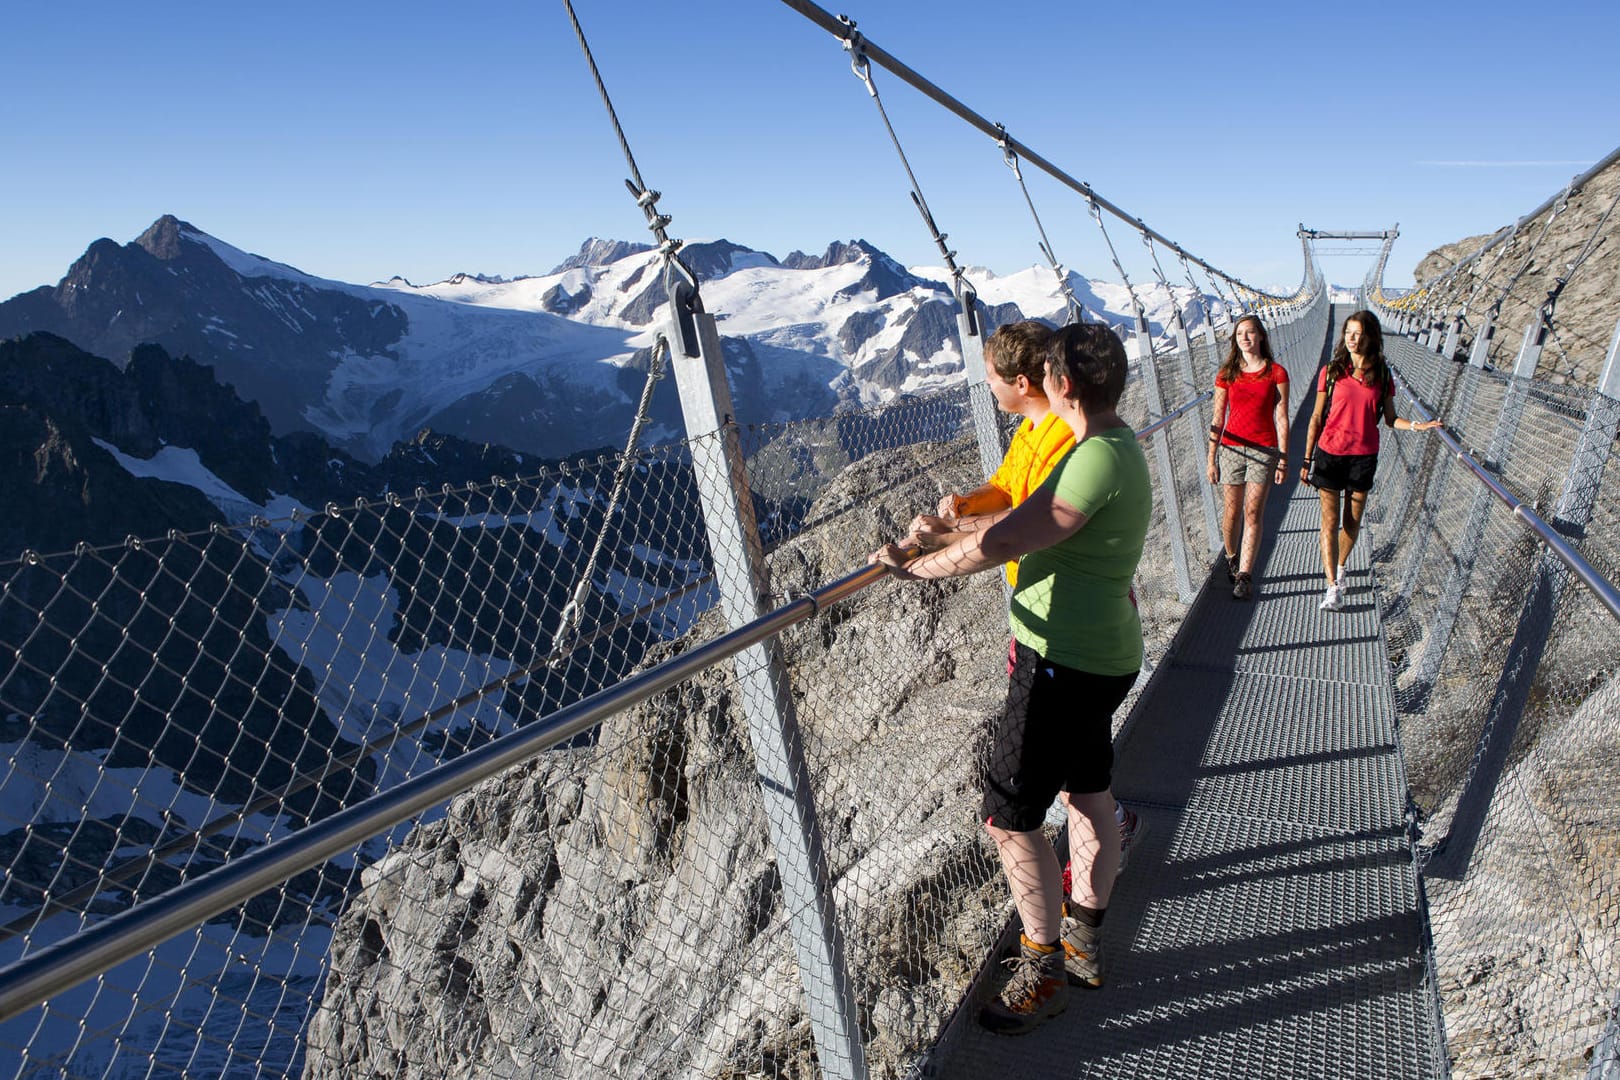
[1300,310,1442,611]
[1206,314,1289,600]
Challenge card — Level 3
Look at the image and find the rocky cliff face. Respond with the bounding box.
[302,432,1016,1080]
[1412,157,1620,386]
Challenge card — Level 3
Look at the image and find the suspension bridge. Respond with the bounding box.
[2,2,1617,1078]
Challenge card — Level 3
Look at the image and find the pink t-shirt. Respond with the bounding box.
[1317,368,1392,456]
[1215,362,1288,449]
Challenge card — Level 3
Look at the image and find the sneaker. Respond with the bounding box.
[1232,572,1253,601]
[1319,582,1344,611]
[1060,904,1105,988]
[1223,551,1238,584]
[979,933,1069,1034]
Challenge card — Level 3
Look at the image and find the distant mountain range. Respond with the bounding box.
[0,216,1215,467]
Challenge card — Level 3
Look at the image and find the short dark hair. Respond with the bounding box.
[986,320,1055,384]
[1046,323,1127,413]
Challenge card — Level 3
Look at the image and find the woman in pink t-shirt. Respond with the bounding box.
[1206,314,1289,600]
[1300,310,1442,611]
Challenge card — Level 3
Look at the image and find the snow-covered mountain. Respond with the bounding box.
[0,219,1219,465]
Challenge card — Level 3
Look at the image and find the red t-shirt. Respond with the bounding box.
[1215,362,1288,449]
[1317,368,1393,456]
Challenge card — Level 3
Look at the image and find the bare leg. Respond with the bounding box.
[1063,790,1121,910]
[1238,479,1271,574]
[1318,487,1343,585]
[1339,490,1368,566]
[985,823,1063,943]
[1220,482,1242,562]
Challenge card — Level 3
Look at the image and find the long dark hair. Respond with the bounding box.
[1328,309,1388,386]
[1218,314,1274,383]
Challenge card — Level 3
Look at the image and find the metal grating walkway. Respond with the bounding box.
[931,320,1445,1079]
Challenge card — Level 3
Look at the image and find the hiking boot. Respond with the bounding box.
[1233,572,1253,600]
[978,933,1068,1034]
[1060,905,1105,988]
[1118,804,1147,872]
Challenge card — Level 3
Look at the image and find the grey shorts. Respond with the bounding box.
[1217,443,1280,486]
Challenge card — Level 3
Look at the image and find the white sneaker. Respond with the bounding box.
[1319,582,1345,611]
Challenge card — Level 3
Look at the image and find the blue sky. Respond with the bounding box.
[3,0,1616,303]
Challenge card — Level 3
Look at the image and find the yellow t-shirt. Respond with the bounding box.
[988,411,1075,587]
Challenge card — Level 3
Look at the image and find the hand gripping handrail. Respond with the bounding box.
[0,401,1223,1022]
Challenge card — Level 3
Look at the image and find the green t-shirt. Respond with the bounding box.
[1008,427,1150,675]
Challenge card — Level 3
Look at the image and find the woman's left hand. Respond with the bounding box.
[869,543,918,579]
[1415,419,1443,431]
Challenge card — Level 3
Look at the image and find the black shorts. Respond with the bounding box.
[1311,448,1378,493]
[981,641,1138,832]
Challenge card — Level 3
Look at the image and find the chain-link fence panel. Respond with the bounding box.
[13,280,1613,1080]
[1375,331,1620,1079]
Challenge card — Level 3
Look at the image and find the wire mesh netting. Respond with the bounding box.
[1373,331,1620,1079]
[3,290,1616,1079]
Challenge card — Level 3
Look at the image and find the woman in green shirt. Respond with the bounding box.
[872,321,1151,1035]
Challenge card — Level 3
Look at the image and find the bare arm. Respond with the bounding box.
[874,488,1086,580]
[1273,380,1291,483]
[1299,389,1328,483]
[907,506,1012,550]
[1382,392,1443,431]
[1206,386,1228,484]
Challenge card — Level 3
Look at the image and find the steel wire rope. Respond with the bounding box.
[1086,198,1148,329]
[6,4,693,942]
[776,0,1292,303]
[547,338,668,658]
[1482,179,1577,329]
[1194,256,1240,327]
[1537,180,1620,370]
[1142,231,1193,351]
[1175,252,1222,342]
[994,123,1095,325]
[841,20,977,310]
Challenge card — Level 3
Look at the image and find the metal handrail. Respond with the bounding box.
[1392,369,1620,623]
[0,377,1264,1022]
[0,560,889,1021]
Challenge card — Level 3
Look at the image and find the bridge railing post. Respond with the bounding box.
[1427,315,1620,881]
[1131,317,1197,602]
[958,303,1010,489]
[662,273,868,1080]
[1175,314,1222,553]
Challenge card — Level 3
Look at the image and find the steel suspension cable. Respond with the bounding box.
[995,123,1094,324]
[549,339,668,655]
[1142,233,1193,344]
[1086,198,1147,326]
[775,0,1293,303]
[1482,180,1575,323]
[1176,252,1220,333]
[842,21,975,308]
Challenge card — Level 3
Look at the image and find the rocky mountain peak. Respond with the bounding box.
[549,238,654,275]
[134,215,196,261]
